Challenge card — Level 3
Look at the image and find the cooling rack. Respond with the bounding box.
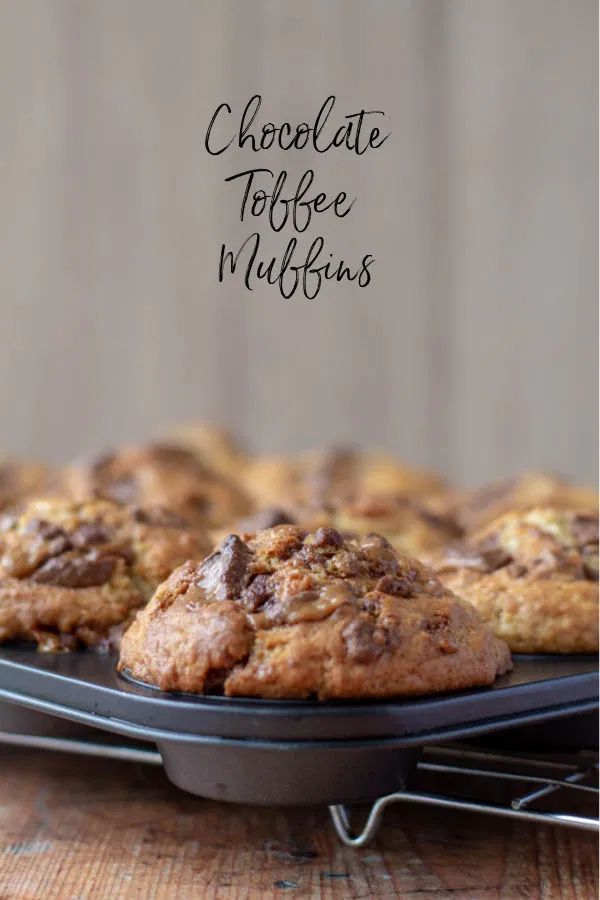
[329,744,599,846]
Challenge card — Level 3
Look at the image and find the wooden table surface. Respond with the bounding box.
[0,747,597,900]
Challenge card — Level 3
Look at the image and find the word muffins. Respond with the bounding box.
[0,497,209,650]
[119,524,511,700]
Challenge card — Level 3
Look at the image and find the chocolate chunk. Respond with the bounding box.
[133,506,188,529]
[480,547,513,571]
[31,553,118,588]
[312,527,343,550]
[424,612,450,633]
[438,541,511,575]
[362,555,399,580]
[572,514,599,549]
[376,574,415,598]
[328,549,362,578]
[241,573,273,612]
[70,522,111,548]
[342,618,385,664]
[198,534,251,600]
[423,613,459,653]
[362,532,394,551]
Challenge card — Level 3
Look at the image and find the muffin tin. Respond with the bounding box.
[0,647,596,805]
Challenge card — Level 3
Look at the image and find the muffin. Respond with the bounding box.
[119,524,511,699]
[243,447,446,512]
[453,471,598,533]
[165,422,248,482]
[0,497,210,650]
[64,442,252,530]
[435,508,599,653]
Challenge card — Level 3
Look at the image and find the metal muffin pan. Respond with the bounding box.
[0,699,105,739]
[0,647,597,805]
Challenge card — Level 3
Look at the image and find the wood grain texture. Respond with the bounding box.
[0,749,597,899]
[0,0,596,484]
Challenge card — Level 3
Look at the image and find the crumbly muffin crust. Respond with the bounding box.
[435,507,599,653]
[0,497,209,650]
[64,442,251,530]
[119,524,511,700]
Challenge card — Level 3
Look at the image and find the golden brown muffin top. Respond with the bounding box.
[64,442,251,530]
[436,507,598,583]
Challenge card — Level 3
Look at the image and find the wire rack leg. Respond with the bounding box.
[329,796,396,848]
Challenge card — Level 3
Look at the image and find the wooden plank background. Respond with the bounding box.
[0,0,597,485]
